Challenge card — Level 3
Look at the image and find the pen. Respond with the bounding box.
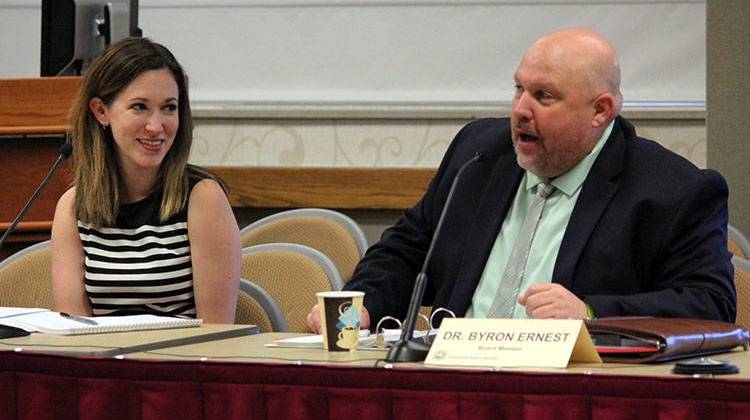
[60,312,98,326]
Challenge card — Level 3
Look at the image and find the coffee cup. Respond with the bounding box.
[317,291,364,351]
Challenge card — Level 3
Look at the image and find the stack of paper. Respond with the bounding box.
[0,307,201,336]
[268,329,437,350]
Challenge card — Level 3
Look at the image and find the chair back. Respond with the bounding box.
[733,256,750,330]
[235,278,289,332]
[240,208,367,282]
[417,306,432,331]
[729,225,750,259]
[241,243,343,332]
[0,241,54,308]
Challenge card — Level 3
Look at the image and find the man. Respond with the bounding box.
[308,29,735,333]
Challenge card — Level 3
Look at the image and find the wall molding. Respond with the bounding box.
[193,100,706,120]
[138,0,705,7]
[3,0,706,8]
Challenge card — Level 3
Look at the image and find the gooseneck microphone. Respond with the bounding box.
[385,151,484,363]
[0,143,73,251]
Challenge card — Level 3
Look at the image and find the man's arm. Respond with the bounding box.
[342,120,493,326]
[342,204,434,326]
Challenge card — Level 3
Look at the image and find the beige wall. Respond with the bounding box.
[192,112,706,170]
[707,1,750,235]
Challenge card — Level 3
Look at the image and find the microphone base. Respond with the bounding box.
[384,339,430,363]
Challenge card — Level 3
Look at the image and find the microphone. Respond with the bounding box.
[0,143,73,251]
[385,151,484,363]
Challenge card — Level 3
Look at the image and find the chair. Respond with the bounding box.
[729,225,750,259]
[0,240,53,308]
[733,256,750,330]
[235,278,289,332]
[240,208,368,282]
[417,306,432,331]
[241,243,343,332]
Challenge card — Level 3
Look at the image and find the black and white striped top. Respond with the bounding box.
[78,188,196,317]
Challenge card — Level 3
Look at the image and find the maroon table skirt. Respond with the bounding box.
[1,351,749,420]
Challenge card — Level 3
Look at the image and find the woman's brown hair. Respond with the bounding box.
[69,37,220,226]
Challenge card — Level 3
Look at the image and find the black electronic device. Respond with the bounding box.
[672,358,740,375]
[0,325,31,339]
[41,0,142,76]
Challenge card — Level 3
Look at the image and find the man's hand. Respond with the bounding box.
[518,283,588,319]
[306,303,371,334]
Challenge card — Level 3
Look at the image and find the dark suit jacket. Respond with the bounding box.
[345,117,736,326]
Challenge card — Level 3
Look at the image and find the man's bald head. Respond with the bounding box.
[526,29,622,109]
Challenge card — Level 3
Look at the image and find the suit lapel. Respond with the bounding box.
[448,153,524,315]
[553,118,627,288]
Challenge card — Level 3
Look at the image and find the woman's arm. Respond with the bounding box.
[50,188,92,315]
[187,179,241,323]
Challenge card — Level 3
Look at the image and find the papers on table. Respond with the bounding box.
[0,307,202,336]
[268,329,371,349]
[590,335,661,356]
[268,329,438,350]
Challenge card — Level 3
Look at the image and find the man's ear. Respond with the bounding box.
[591,93,615,128]
[89,97,109,127]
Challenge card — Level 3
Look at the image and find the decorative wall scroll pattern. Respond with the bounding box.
[190,118,706,169]
[191,119,462,168]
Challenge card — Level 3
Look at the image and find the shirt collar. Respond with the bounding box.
[526,120,615,196]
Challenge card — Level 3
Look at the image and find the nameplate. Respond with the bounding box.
[425,318,602,368]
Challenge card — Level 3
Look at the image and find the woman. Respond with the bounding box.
[51,37,240,323]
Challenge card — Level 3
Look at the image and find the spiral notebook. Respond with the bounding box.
[0,307,202,336]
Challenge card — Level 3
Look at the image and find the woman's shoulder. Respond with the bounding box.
[189,178,228,204]
[186,165,228,202]
[56,187,77,210]
[186,178,234,230]
[52,187,79,230]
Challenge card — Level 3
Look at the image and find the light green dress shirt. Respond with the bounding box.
[466,121,614,319]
